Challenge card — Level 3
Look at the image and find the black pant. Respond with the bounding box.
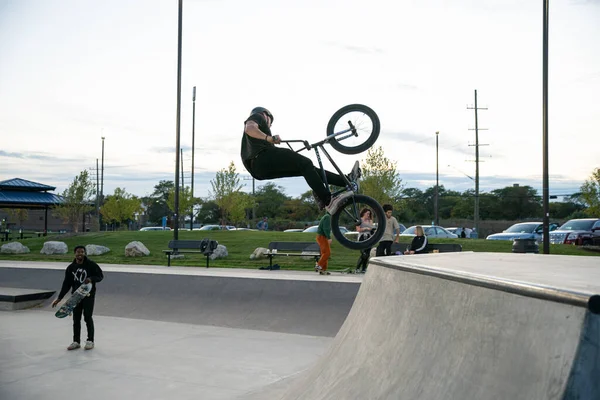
[73,295,95,343]
[356,248,371,271]
[376,241,393,256]
[249,147,346,203]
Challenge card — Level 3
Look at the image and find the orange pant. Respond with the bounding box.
[316,235,331,270]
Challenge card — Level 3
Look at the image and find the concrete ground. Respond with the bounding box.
[0,310,331,400]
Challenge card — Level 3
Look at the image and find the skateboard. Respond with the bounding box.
[54,283,92,318]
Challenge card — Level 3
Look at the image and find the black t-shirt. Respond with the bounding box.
[240,113,274,168]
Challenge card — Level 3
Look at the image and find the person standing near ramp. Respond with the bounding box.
[315,212,332,275]
[52,245,104,350]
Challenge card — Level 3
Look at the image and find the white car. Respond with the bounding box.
[303,225,350,234]
[446,227,473,238]
[139,227,171,231]
[400,225,458,239]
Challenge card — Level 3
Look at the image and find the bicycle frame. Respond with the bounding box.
[281,121,358,196]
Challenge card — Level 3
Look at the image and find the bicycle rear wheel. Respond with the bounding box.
[331,194,386,250]
[327,104,380,155]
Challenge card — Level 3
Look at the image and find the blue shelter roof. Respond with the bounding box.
[0,178,56,191]
[0,178,64,207]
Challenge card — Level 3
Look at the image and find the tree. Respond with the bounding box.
[100,187,143,229]
[166,186,196,224]
[144,180,175,223]
[578,168,600,216]
[54,170,95,232]
[209,161,246,224]
[255,182,290,218]
[489,185,542,220]
[3,208,29,229]
[360,146,403,206]
[196,200,221,224]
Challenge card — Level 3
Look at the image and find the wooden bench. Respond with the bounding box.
[163,239,219,267]
[390,242,462,254]
[266,241,321,268]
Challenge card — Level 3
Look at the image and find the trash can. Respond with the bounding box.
[512,238,539,254]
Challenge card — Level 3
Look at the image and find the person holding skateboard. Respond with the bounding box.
[315,212,332,275]
[52,245,104,350]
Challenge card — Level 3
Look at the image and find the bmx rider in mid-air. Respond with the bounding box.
[240,106,359,215]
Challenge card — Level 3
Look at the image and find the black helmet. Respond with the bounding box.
[251,107,274,123]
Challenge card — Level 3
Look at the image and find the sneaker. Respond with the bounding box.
[319,270,331,275]
[325,192,354,215]
[315,264,322,272]
[312,190,327,210]
[348,161,361,181]
[67,342,80,351]
[84,341,94,350]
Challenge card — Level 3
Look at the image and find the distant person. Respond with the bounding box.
[404,225,428,255]
[315,212,332,275]
[460,227,467,238]
[240,106,360,214]
[52,246,104,351]
[376,204,401,256]
[355,208,375,273]
[257,217,269,231]
[470,227,478,239]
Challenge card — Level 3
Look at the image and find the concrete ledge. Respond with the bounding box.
[0,287,55,311]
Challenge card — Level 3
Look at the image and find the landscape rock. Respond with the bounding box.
[125,241,150,257]
[250,247,269,260]
[41,241,68,255]
[210,244,228,260]
[85,244,111,256]
[1,242,30,254]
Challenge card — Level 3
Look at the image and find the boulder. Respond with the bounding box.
[41,241,68,255]
[250,247,269,260]
[125,241,150,257]
[210,244,228,260]
[85,244,111,256]
[1,242,30,254]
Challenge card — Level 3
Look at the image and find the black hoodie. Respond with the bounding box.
[57,256,104,300]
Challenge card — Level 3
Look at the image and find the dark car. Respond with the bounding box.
[549,218,600,246]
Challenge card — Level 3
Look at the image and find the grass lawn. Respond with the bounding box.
[0,231,597,271]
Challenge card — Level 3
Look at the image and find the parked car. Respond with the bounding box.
[446,227,473,238]
[303,225,350,234]
[283,228,305,232]
[139,227,171,231]
[400,225,458,239]
[486,222,559,241]
[549,218,600,246]
[198,225,237,231]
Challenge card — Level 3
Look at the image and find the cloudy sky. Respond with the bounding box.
[1,0,598,201]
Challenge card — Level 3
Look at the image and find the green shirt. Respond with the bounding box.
[317,213,331,239]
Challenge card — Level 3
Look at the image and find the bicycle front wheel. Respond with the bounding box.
[327,104,380,155]
[331,194,386,250]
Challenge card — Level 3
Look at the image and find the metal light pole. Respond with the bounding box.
[542,0,550,254]
[100,136,105,231]
[190,86,196,230]
[173,0,183,241]
[435,131,439,226]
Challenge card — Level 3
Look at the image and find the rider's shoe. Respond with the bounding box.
[312,191,327,210]
[348,161,361,192]
[325,192,353,215]
[315,263,322,272]
[319,270,331,275]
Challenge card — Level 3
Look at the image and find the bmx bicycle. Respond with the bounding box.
[279,104,386,251]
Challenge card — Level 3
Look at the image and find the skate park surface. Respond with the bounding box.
[1,253,599,399]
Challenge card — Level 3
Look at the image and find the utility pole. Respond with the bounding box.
[96,159,100,229]
[181,148,184,188]
[467,90,488,237]
[190,86,196,230]
[100,136,105,231]
[542,0,550,254]
[243,176,256,221]
[173,0,183,241]
[435,131,439,226]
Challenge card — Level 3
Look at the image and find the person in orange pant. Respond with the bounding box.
[315,213,332,275]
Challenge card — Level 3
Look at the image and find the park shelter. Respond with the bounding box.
[0,178,64,233]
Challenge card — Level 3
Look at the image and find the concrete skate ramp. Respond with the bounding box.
[0,264,360,337]
[247,253,600,400]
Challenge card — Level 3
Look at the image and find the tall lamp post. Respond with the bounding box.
[173,0,183,241]
[435,131,439,226]
[542,0,550,254]
[190,86,196,230]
